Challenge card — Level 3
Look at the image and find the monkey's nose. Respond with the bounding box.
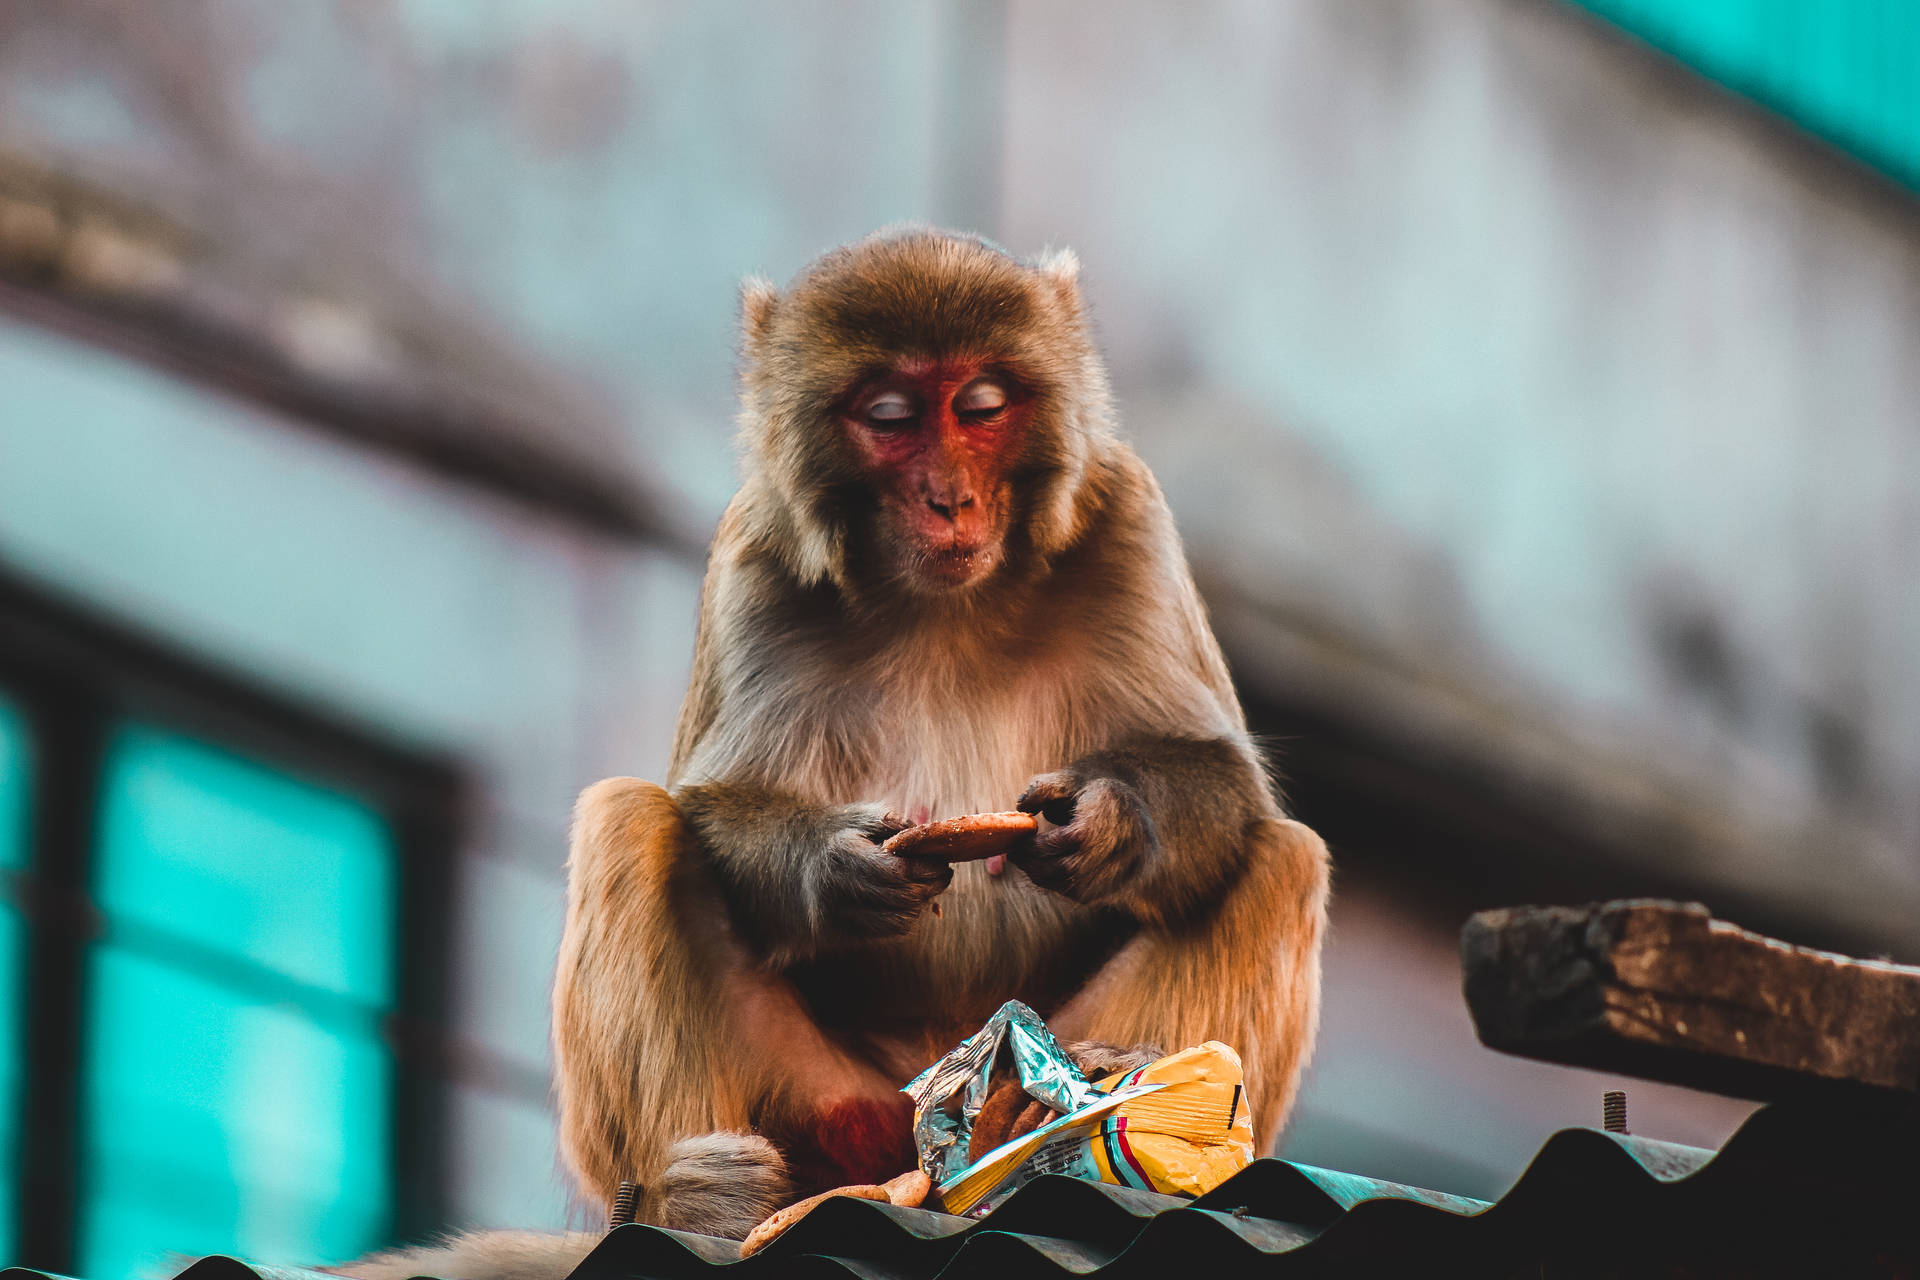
[926,493,976,521]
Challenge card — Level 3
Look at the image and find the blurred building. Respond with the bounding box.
[0,1,1915,1274]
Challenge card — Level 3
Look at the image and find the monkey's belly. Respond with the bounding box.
[785,885,1136,1080]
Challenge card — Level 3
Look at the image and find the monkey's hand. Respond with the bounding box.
[1011,739,1270,926]
[803,804,953,944]
[1011,769,1156,905]
[677,786,949,960]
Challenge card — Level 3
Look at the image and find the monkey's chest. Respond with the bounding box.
[857,677,1084,820]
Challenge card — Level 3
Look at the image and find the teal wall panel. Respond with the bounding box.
[1572,0,1920,187]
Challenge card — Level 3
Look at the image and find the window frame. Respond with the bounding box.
[0,561,462,1273]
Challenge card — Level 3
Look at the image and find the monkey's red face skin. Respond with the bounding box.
[840,359,1027,591]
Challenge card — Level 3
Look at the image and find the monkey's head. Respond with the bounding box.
[735,228,1115,598]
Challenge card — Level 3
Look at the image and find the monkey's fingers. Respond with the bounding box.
[1021,831,1139,904]
[739,1183,891,1258]
[1007,1098,1060,1142]
[888,850,957,888]
[833,857,952,937]
[970,1079,1030,1156]
[1009,825,1087,895]
[1016,771,1081,827]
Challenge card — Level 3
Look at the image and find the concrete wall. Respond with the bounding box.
[996,0,1920,946]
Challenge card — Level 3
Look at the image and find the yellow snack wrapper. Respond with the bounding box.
[903,1001,1254,1218]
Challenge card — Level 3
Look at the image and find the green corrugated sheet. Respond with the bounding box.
[1572,0,1920,188]
[7,1094,1915,1279]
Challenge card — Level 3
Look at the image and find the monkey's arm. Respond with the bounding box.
[1013,735,1272,929]
[673,782,949,963]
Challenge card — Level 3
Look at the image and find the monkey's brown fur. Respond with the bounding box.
[336,229,1329,1276]
[557,229,1329,1232]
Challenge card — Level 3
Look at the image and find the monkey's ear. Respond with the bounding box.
[740,275,779,354]
[1034,247,1084,317]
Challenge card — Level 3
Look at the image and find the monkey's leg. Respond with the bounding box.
[554,778,909,1234]
[1046,817,1330,1155]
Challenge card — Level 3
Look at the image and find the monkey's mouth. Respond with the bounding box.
[911,540,999,587]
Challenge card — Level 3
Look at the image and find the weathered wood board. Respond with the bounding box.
[1462,899,1920,1100]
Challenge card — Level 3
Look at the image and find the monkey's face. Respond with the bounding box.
[738,230,1107,594]
[838,358,1027,592]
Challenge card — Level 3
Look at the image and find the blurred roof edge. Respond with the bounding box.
[1213,585,1920,961]
[0,148,705,559]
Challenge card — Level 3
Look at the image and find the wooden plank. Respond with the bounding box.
[1461,899,1920,1100]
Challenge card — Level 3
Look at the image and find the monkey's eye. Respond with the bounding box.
[863,392,917,427]
[953,378,1009,418]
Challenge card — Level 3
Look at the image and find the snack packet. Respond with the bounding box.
[902,1000,1255,1217]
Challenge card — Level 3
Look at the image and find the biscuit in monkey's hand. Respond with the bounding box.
[739,1169,932,1258]
[881,811,1037,862]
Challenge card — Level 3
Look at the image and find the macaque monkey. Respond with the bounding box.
[345,229,1328,1279]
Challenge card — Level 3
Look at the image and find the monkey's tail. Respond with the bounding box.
[324,1230,601,1280]
[325,1133,792,1280]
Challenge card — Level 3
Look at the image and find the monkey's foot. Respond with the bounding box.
[657,1132,793,1240]
[1061,1039,1165,1079]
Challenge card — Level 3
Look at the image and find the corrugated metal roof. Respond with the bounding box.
[26,1091,1919,1280]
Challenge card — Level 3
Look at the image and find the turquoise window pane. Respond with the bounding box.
[81,722,397,1273]
[76,945,391,1278]
[95,724,395,1004]
[1572,0,1920,188]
